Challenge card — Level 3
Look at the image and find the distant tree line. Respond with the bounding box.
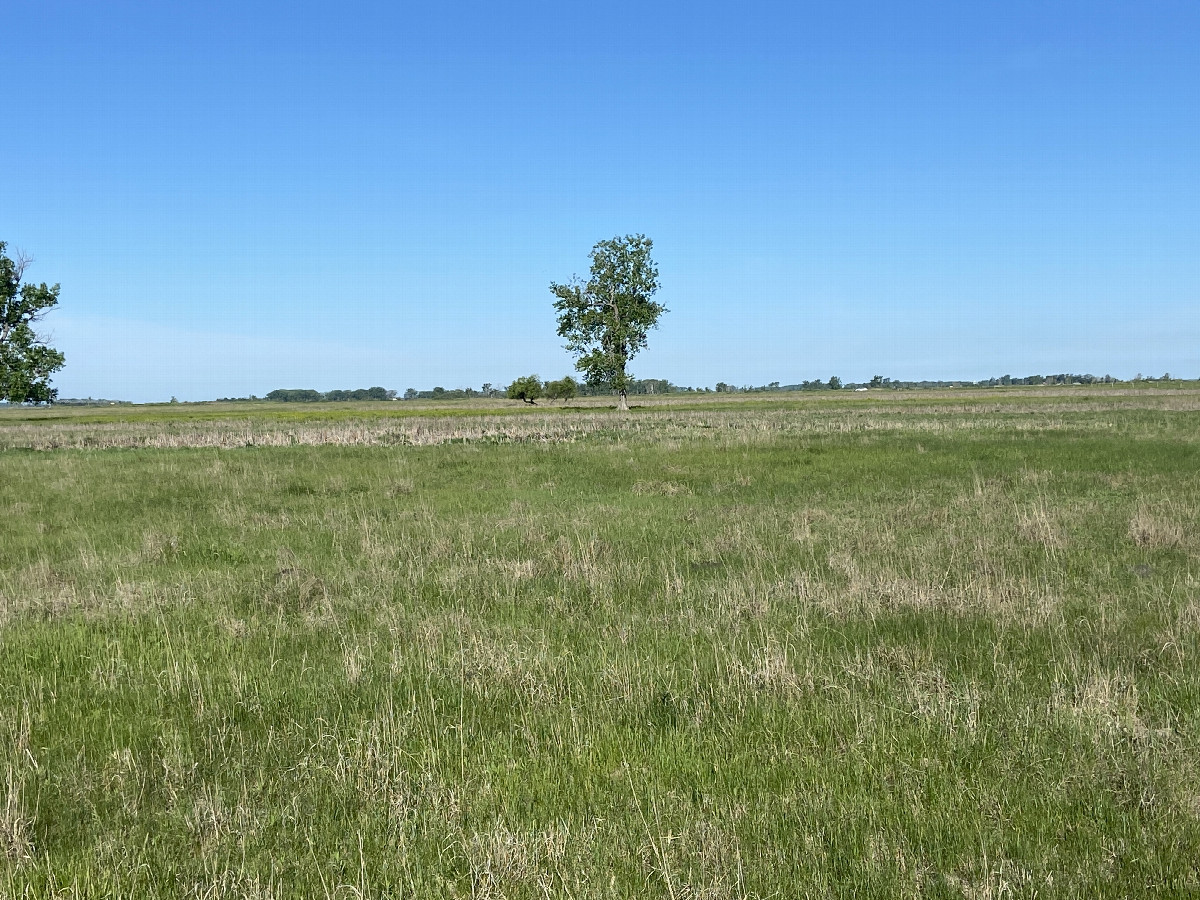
[389,372,1189,402]
[398,378,692,401]
[140,372,1190,407]
[983,373,1125,387]
[266,387,395,402]
[716,377,844,392]
[575,378,686,396]
[403,386,485,400]
[705,372,1160,392]
[54,397,134,406]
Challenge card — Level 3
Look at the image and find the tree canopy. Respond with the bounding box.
[1,243,65,404]
[551,234,665,411]
[506,375,543,404]
[544,375,578,403]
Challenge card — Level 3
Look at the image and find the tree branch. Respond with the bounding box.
[14,251,32,282]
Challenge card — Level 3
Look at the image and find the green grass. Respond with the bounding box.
[2,391,1199,897]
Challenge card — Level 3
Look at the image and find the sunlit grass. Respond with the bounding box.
[2,391,1199,896]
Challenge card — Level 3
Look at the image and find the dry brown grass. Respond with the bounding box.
[1016,500,1066,550]
[1128,506,1186,549]
[632,479,692,496]
[1,707,35,865]
[1,769,34,864]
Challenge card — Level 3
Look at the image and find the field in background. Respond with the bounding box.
[3,385,1200,451]
[2,387,1199,897]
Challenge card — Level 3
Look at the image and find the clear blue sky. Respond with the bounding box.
[3,0,1197,401]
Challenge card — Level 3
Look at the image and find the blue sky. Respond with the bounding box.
[3,0,1197,401]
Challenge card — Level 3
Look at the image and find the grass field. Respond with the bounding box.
[2,388,1199,897]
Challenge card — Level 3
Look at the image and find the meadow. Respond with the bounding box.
[2,388,1199,898]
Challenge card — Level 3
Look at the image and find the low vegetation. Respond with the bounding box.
[1,387,1198,897]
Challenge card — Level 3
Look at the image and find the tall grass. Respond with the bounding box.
[1,393,1198,896]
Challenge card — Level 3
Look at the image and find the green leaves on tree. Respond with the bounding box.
[506,374,543,404]
[543,375,578,403]
[1,242,65,404]
[551,234,666,411]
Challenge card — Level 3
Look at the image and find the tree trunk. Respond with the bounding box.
[617,391,629,411]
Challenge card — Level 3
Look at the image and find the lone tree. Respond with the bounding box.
[1,243,65,404]
[506,374,543,405]
[551,234,666,411]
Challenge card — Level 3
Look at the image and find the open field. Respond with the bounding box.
[3,386,1200,451]
[2,387,1199,897]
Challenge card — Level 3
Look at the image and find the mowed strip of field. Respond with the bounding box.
[2,394,1199,897]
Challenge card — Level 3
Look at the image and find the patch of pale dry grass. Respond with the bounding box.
[631,479,691,496]
[330,698,419,821]
[1173,595,1200,635]
[1050,667,1176,747]
[1,708,36,864]
[1016,500,1065,550]
[942,858,1038,900]
[787,508,827,543]
[794,562,1063,626]
[548,534,612,591]
[1128,506,1185,550]
[1,769,35,863]
[461,631,562,703]
[185,782,260,850]
[655,817,749,900]
[0,560,181,626]
[730,639,812,698]
[904,667,982,735]
[187,871,283,900]
[464,820,579,898]
[695,578,774,623]
[0,559,78,624]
